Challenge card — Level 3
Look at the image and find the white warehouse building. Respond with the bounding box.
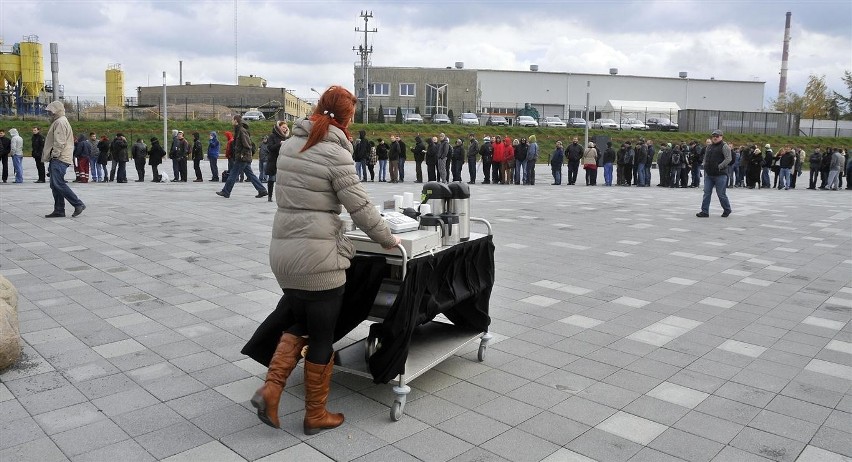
[358,64,766,124]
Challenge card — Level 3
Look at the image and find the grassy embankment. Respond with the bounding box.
[6,119,851,164]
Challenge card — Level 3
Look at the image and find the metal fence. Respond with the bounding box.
[799,119,852,138]
[678,109,800,136]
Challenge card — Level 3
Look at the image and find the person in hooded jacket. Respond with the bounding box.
[42,101,85,218]
[377,136,389,182]
[148,137,165,182]
[109,133,129,183]
[411,136,425,183]
[8,128,24,183]
[73,133,95,183]
[505,138,516,184]
[550,140,564,185]
[747,147,762,188]
[96,135,110,182]
[132,138,147,182]
[251,85,399,435]
[491,135,504,183]
[807,148,821,189]
[207,131,220,181]
[191,132,203,182]
[223,130,234,182]
[265,121,290,202]
[526,135,539,185]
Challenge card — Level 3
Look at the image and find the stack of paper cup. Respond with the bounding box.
[393,195,404,211]
[403,192,414,208]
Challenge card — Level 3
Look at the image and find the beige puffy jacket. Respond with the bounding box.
[43,101,74,165]
[270,118,395,291]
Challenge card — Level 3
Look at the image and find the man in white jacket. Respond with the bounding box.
[43,101,85,218]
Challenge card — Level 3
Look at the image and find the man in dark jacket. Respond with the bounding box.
[397,135,407,182]
[0,129,10,183]
[761,144,773,188]
[602,141,616,186]
[778,147,795,190]
[352,130,370,181]
[479,137,493,184]
[565,137,583,185]
[411,136,426,183]
[132,138,147,182]
[807,149,821,189]
[31,127,46,183]
[109,133,129,183]
[466,134,478,184]
[634,138,648,187]
[217,115,268,198]
[425,136,439,182]
[169,131,189,182]
[697,130,732,218]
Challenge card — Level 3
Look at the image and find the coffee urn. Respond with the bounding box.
[420,182,453,216]
[447,183,471,241]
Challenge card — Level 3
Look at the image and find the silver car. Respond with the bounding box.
[516,116,539,127]
[541,116,567,128]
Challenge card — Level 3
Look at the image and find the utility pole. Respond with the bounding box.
[353,11,376,123]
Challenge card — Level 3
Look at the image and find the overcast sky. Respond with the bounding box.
[3,0,850,105]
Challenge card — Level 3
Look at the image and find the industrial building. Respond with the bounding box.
[135,77,314,122]
[0,35,61,115]
[357,64,766,123]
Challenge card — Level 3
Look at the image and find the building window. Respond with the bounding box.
[399,83,415,97]
[369,83,390,96]
[383,107,396,116]
[425,83,448,115]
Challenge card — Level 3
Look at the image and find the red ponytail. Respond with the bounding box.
[300,85,357,153]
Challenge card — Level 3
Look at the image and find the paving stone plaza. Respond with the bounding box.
[1,163,850,462]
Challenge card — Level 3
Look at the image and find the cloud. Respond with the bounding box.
[2,0,848,104]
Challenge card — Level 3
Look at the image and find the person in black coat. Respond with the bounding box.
[131,138,148,182]
[31,127,46,182]
[109,133,129,182]
[264,121,290,202]
[148,137,165,182]
[411,136,425,183]
[191,132,204,182]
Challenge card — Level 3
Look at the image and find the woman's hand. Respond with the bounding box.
[382,236,402,250]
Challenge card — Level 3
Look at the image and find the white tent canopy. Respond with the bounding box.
[603,100,680,118]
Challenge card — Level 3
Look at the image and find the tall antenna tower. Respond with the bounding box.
[353,11,376,122]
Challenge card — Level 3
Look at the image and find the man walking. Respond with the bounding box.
[217,115,268,199]
[696,130,732,218]
[42,101,85,218]
[32,127,46,182]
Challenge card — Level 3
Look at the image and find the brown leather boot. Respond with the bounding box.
[303,355,344,435]
[250,333,307,428]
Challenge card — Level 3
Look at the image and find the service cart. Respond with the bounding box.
[335,217,494,421]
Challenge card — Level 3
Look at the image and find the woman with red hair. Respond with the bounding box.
[251,85,399,435]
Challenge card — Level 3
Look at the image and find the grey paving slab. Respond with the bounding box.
[2,172,851,461]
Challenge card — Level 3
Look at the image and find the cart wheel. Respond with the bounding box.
[477,344,487,362]
[390,400,404,421]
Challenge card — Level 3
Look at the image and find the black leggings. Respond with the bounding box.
[282,286,344,364]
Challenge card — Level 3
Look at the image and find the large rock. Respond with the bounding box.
[0,275,21,371]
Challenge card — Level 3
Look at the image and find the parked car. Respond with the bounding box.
[645,117,679,131]
[432,113,451,124]
[567,117,587,128]
[486,115,508,126]
[516,115,539,127]
[459,112,480,125]
[404,113,424,124]
[242,110,265,121]
[592,118,618,129]
[619,118,649,131]
[541,116,567,128]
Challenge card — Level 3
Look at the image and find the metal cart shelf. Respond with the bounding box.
[336,217,493,421]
